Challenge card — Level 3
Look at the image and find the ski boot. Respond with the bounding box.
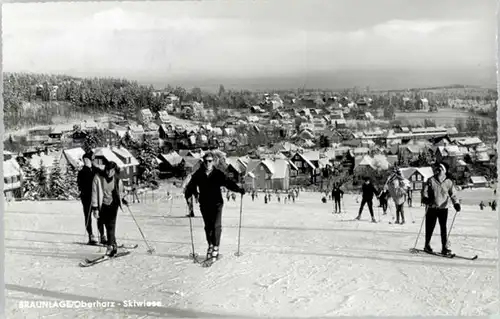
[355,215,361,221]
[371,217,377,223]
[424,245,433,254]
[88,235,97,245]
[211,246,220,262]
[206,245,214,261]
[105,244,117,257]
[400,220,405,225]
[441,247,452,256]
[100,236,108,245]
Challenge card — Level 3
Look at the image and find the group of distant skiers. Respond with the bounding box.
[77,150,492,261]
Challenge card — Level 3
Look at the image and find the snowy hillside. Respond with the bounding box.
[5,189,498,318]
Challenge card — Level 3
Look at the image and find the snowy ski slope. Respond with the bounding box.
[4,189,498,318]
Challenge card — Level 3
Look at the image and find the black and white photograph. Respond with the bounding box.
[2,0,498,317]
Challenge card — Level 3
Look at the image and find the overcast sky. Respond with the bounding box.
[3,0,497,89]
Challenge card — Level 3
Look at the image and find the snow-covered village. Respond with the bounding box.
[3,1,499,318]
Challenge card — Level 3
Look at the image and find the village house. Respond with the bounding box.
[158,151,184,176]
[138,108,154,125]
[128,124,145,141]
[156,111,171,125]
[469,176,489,188]
[59,147,86,169]
[399,167,434,190]
[290,150,321,184]
[4,157,22,200]
[92,147,139,186]
[435,145,465,165]
[416,98,429,110]
[399,144,425,165]
[245,158,296,190]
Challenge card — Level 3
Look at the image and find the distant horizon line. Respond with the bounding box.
[4,67,496,93]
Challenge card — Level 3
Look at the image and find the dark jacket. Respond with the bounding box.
[184,167,243,206]
[361,183,378,201]
[77,166,95,201]
[331,188,344,199]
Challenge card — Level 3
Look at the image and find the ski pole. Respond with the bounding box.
[235,194,244,257]
[122,204,155,254]
[187,203,199,263]
[410,205,428,253]
[445,210,459,249]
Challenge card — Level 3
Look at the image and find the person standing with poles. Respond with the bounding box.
[421,162,461,256]
[387,170,407,224]
[184,152,245,264]
[331,184,344,214]
[77,151,103,245]
[91,161,128,257]
[355,177,379,223]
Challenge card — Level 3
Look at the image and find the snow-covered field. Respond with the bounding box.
[5,189,498,318]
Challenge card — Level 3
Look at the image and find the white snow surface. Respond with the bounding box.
[4,190,499,318]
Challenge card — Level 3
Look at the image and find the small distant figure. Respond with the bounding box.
[251,190,256,201]
[277,193,281,203]
[492,200,497,211]
[231,193,237,201]
[264,194,268,204]
[479,201,485,210]
[331,184,344,214]
[226,191,231,201]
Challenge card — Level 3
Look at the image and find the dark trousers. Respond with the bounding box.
[81,198,93,236]
[425,207,448,249]
[201,203,223,247]
[396,203,405,222]
[334,198,342,212]
[382,202,388,213]
[358,198,374,218]
[99,203,119,247]
[408,197,412,207]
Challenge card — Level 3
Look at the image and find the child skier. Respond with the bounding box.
[387,171,407,224]
[421,162,461,256]
[184,152,245,263]
[331,184,344,214]
[91,161,128,257]
[378,189,389,215]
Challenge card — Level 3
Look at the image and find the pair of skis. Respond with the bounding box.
[410,248,478,261]
[189,252,223,268]
[78,243,138,267]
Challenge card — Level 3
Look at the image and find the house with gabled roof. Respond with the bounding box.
[400,166,433,190]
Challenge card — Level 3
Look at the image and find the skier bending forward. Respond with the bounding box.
[184,152,246,263]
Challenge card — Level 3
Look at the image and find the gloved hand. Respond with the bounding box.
[92,207,99,219]
[239,188,246,195]
[454,203,461,212]
[122,198,129,206]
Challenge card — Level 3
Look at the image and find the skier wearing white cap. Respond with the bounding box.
[421,162,461,256]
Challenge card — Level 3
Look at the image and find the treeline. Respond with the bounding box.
[3,73,262,130]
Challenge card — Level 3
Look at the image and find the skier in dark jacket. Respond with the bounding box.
[77,152,102,245]
[184,152,245,263]
[331,184,344,214]
[421,162,461,256]
[355,177,378,223]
